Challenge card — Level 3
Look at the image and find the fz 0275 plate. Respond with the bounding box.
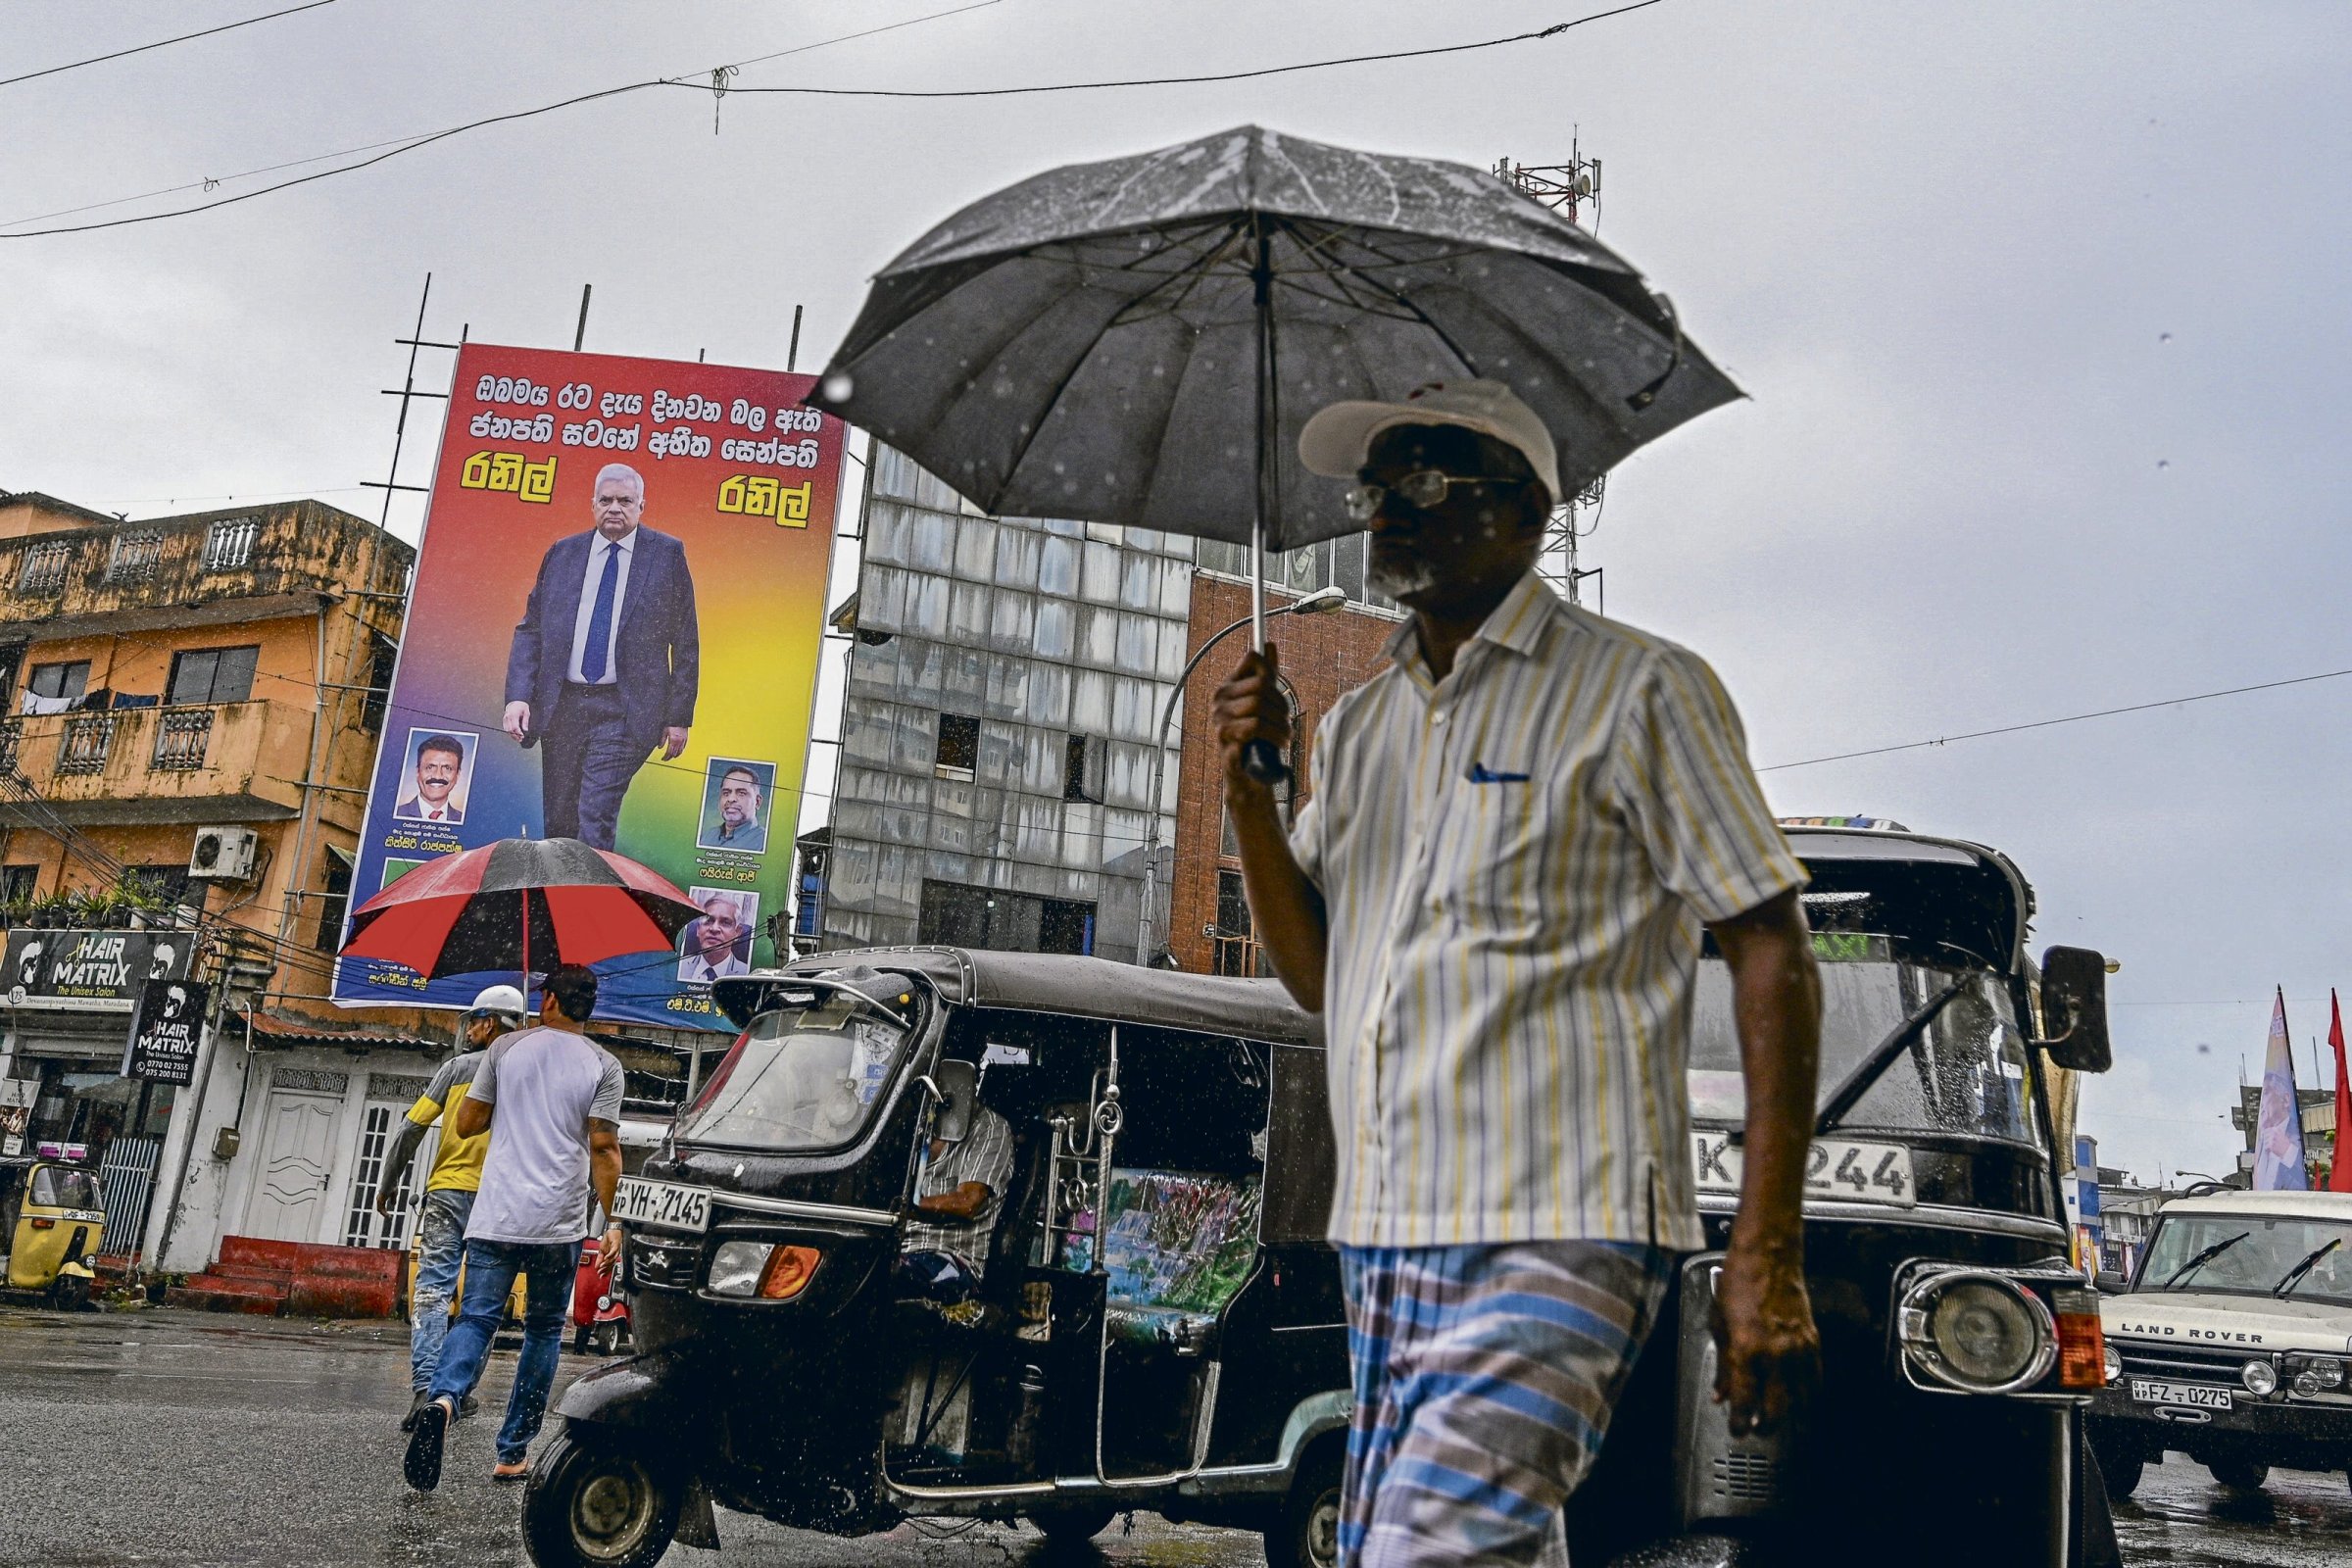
[2129,1378,2232,1410]
[612,1176,710,1234]
[1691,1131,1916,1206]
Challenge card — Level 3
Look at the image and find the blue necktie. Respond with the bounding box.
[581,541,620,683]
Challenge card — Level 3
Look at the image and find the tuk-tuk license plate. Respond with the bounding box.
[612,1177,710,1234]
[2130,1379,2232,1410]
[1691,1132,1916,1206]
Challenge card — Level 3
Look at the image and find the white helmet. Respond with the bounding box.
[466,983,527,1023]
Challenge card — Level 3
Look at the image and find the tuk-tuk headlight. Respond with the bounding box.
[1898,1271,2057,1394]
[706,1241,820,1301]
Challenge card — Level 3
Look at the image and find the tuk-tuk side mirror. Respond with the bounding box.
[2034,945,2112,1073]
[932,1058,978,1144]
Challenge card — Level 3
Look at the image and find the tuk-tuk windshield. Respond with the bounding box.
[673,996,914,1152]
[1690,940,2037,1147]
[2137,1212,2352,1305]
[31,1165,101,1210]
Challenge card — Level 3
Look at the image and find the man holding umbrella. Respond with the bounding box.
[1214,380,1824,1567]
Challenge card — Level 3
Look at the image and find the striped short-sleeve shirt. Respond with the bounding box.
[1290,571,1804,1251]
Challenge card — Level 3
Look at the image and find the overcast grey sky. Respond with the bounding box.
[5,1,2348,1181]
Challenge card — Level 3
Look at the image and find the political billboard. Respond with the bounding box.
[335,343,844,1028]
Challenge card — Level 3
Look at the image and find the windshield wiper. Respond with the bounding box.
[1814,974,1975,1136]
[2273,1237,2343,1298]
[2161,1231,2250,1290]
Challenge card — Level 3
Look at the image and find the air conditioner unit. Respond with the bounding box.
[188,825,259,881]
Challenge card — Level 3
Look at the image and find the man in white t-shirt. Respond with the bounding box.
[404,963,626,1490]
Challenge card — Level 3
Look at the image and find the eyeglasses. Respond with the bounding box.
[1344,468,1529,523]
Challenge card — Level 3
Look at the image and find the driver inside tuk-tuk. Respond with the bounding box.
[897,1060,1013,1306]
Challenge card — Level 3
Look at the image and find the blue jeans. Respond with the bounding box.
[408,1189,475,1392]
[428,1238,581,1464]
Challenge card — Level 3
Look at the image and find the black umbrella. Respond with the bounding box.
[810,124,1739,777]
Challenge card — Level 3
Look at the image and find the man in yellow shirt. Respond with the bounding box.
[379,984,525,1429]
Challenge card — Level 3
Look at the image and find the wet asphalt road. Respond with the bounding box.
[1,1306,2348,1567]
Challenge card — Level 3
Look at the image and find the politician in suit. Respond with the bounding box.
[504,463,700,849]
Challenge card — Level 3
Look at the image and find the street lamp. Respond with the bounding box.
[1137,584,1348,965]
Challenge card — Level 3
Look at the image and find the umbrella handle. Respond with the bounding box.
[1242,739,1289,785]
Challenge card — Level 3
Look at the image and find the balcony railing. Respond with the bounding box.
[17,540,72,593]
[105,531,165,584]
[56,714,117,775]
[1211,932,1271,979]
[0,719,20,774]
[150,708,214,771]
[203,516,259,571]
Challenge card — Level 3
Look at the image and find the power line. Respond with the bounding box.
[706,0,1666,99]
[0,1,1663,239]
[1758,665,2352,773]
[0,0,339,91]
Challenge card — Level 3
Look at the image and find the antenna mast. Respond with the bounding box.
[1495,132,1608,610]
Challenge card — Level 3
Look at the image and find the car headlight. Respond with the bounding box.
[2102,1342,2123,1384]
[705,1240,820,1300]
[1898,1271,2057,1394]
[2241,1358,2278,1396]
[2286,1353,2345,1396]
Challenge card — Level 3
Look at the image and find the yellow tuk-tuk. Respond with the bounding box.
[0,1156,105,1307]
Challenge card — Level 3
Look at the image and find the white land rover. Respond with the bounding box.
[2087,1189,2352,1500]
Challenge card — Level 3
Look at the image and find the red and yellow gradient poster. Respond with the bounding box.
[336,343,843,1027]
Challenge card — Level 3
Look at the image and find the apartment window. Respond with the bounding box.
[122,863,190,909]
[203,515,260,571]
[25,661,89,703]
[167,645,259,706]
[1063,733,1103,803]
[105,531,166,584]
[360,632,397,732]
[313,850,353,952]
[934,712,980,781]
[0,865,36,906]
[918,879,1096,956]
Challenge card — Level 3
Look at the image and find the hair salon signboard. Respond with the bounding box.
[122,978,212,1087]
[2,929,194,1012]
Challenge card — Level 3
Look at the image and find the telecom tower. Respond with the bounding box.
[1495,136,1608,611]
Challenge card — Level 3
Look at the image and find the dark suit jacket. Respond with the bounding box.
[505,526,699,750]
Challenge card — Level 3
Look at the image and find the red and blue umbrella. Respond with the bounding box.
[341,837,700,981]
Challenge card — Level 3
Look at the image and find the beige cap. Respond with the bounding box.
[1298,378,1559,506]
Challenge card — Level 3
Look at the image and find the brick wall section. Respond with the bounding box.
[1168,573,1398,975]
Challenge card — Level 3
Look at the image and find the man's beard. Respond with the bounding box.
[1368,551,1440,600]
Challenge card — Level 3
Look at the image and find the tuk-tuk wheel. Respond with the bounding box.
[592,1319,624,1358]
[1028,1503,1115,1544]
[2208,1457,2267,1493]
[1266,1442,1343,1568]
[521,1430,681,1568]
[51,1274,91,1312]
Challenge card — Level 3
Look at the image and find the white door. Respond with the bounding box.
[245,1090,343,1242]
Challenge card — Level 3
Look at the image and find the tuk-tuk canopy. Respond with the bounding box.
[714,947,1318,1047]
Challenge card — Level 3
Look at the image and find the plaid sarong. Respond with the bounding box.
[1339,1241,1673,1568]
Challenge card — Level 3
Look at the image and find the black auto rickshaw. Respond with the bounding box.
[528,949,1348,1568]
[0,1154,106,1308]
[528,824,2126,1567]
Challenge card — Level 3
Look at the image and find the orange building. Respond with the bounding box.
[0,491,430,1270]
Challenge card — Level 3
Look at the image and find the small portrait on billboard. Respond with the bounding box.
[677,888,758,986]
[503,462,702,851]
[393,729,477,826]
[697,758,774,855]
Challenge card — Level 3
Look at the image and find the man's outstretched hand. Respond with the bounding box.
[1710,1239,1821,1436]
[661,725,690,760]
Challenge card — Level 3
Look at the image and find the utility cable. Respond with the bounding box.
[0,0,338,91]
[0,1,1663,239]
[1758,665,2352,773]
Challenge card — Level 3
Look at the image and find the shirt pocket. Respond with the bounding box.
[1440,752,1553,932]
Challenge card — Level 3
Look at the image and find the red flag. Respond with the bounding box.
[2330,991,2352,1193]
